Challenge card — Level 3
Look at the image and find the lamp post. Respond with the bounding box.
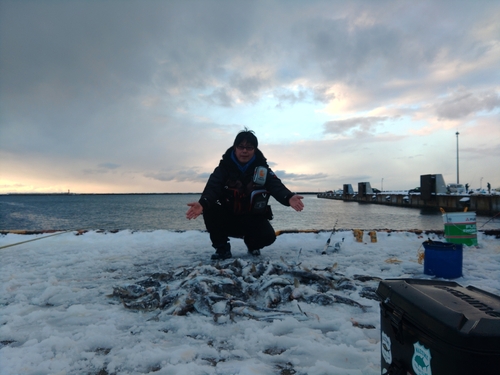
[381,178,384,192]
[480,177,483,189]
[456,132,460,184]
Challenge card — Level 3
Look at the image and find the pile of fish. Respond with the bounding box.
[110,256,382,322]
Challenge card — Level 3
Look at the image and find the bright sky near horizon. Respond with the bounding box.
[1,0,499,194]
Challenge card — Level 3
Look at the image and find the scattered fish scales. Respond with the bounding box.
[111,258,380,320]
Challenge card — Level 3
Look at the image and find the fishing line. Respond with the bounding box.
[0,229,83,250]
[479,212,500,228]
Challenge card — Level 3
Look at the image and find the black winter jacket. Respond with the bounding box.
[199,147,295,215]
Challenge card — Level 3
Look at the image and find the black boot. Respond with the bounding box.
[211,243,232,260]
[248,248,261,256]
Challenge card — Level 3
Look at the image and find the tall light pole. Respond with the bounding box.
[381,178,384,192]
[456,131,459,184]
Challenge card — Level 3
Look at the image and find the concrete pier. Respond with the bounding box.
[317,192,500,216]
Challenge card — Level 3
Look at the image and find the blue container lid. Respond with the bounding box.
[423,240,463,251]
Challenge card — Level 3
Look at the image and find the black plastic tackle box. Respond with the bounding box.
[376,279,500,375]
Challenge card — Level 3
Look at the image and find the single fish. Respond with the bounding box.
[352,275,382,282]
[136,277,162,289]
[330,294,369,311]
[350,318,376,329]
[192,294,214,317]
[170,294,196,316]
[230,300,295,321]
[159,290,181,309]
[265,287,282,308]
[250,262,267,278]
[279,285,294,301]
[123,292,160,310]
[112,284,148,299]
[304,293,335,306]
[333,278,357,291]
[259,276,293,291]
[288,270,333,288]
[359,287,380,301]
[289,278,303,300]
[147,272,174,282]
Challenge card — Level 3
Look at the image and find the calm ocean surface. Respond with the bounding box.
[0,194,497,232]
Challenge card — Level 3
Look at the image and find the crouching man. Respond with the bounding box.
[186,129,304,260]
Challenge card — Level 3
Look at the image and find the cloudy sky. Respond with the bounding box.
[1,0,499,194]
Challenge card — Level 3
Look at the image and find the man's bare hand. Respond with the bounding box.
[186,202,203,220]
[289,195,304,212]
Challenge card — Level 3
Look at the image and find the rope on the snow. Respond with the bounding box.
[0,229,81,250]
[275,229,322,236]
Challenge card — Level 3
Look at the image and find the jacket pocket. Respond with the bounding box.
[250,189,270,214]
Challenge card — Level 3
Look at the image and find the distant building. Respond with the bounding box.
[420,174,447,200]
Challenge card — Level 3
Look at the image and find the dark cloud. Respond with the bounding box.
[145,168,327,185]
[83,163,121,175]
[273,88,308,107]
[274,170,328,181]
[83,169,110,175]
[0,2,156,98]
[230,74,268,102]
[323,116,394,135]
[300,18,401,80]
[201,73,271,107]
[98,163,121,170]
[201,88,235,107]
[202,75,337,109]
[144,170,210,183]
[0,1,259,134]
[273,85,335,108]
[312,86,336,103]
[435,89,500,120]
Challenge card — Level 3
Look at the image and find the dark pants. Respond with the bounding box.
[202,206,276,251]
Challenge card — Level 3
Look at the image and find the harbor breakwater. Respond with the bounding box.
[318,192,500,216]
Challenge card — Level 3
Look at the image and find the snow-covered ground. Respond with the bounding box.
[1,230,499,375]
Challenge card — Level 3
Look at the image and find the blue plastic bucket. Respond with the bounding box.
[423,240,463,279]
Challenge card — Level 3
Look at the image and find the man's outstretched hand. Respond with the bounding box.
[186,202,203,220]
[289,195,304,212]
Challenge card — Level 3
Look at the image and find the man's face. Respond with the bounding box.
[234,142,255,164]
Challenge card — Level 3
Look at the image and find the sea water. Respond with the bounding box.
[0,194,497,231]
